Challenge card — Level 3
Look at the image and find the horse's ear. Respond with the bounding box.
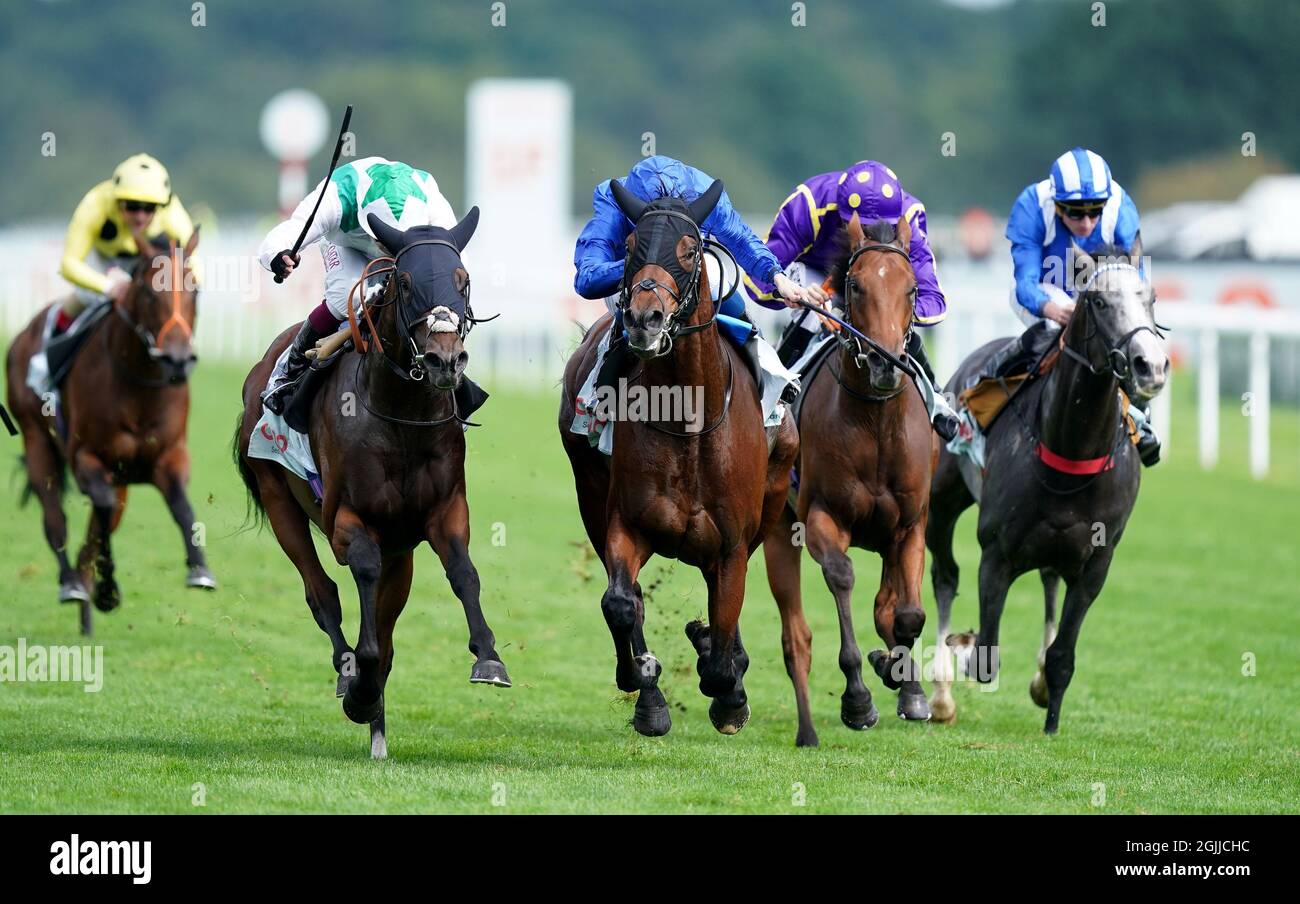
[846,211,865,249]
[688,179,724,226]
[1070,241,1097,292]
[449,206,480,251]
[610,179,647,223]
[184,225,200,257]
[894,214,911,251]
[367,213,406,255]
[132,227,158,260]
[1127,231,1143,267]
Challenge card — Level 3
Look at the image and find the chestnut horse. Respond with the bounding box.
[6,229,212,635]
[559,180,798,737]
[926,243,1167,733]
[234,210,509,759]
[763,214,936,747]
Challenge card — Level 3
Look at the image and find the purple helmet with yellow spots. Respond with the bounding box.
[836,160,903,224]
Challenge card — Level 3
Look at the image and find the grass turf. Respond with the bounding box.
[0,360,1296,813]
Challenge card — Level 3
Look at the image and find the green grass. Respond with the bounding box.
[0,361,1296,813]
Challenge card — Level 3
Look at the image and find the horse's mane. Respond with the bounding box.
[827,220,900,296]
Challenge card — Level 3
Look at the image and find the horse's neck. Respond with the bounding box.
[1040,311,1120,458]
[103,306,159,387]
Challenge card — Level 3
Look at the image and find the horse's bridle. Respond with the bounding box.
[1061,262,1167,383]
[109,241,198,384]
[615,208,736,358]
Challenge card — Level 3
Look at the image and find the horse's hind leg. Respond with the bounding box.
[763,508,817,747]
[151,444,216,590]
[687,547,752,735]
[603,516,665,735]
[368,551,413,760]
[254,465,351,692]
[927,455,974,723]
[73,450,123,618]
[1030,569,1061,708]
[426,491,510,688]
[867,524,931,721]
[18,424,87,606]
[332,506,385,725]
[805,507,878,731]
[969,552,1013,684]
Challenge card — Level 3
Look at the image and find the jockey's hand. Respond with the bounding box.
[803,281,831,309]
[105,268,131,303]
[1043,298,1075,326]
[772,272,804,308]
[271,250,300,281]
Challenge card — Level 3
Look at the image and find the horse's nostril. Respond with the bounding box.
[644,311,664,331]
[456,352,469,370]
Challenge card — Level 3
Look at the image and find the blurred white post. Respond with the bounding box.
[1249,331,1270,479]
[1198,329,1218,469]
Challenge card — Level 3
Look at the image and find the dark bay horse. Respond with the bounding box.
[234,210,510,759]
[6,229,212,635]
[927,242,1167,732]
[763,214,936,747]
[559,180,798,737]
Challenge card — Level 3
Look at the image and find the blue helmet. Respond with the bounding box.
[1050,148,1113,202]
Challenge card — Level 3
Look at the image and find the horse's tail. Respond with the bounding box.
[231,412,267,531]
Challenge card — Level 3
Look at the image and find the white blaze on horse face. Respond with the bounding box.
[1101,265,1168,391]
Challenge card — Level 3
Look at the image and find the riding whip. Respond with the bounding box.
[274,104,354,284]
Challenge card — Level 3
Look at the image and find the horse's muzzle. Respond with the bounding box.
[1126,335,1168,402]
[424,349,468,390]
[153,350,198,384]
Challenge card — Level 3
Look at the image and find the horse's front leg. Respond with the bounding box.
[368,551,414,760]
[1043,552,1111,734]
[686,546,751,735]
[805,507,878,731]
[425,491,510,688]
[151,444,216,591]
[603,513,664,735]
[866,524,931,720]
[331,506,384,725]
[73,449,124,620]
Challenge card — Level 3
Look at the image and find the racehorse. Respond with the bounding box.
[6,229,212,635]
[559,179,799,737]
[763,214,937,747]
[233,209,510,759]
[926,242,1167,732]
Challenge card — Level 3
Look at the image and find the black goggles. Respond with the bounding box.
[122,201,158,214]
[1056,201,1105,221]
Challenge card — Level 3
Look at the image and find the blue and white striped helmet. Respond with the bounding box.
[1050,147,1113,202]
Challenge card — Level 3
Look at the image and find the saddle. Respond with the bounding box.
[46,302,113,389]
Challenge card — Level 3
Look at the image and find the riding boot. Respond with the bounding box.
[262,319,326,415]
[776,310,819,369]
[979,319,1060,383]
[596,312,628,393]
[906,332,960,442]
[454,375,490,421]
[1130,404,1161,467]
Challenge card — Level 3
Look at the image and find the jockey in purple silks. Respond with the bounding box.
[746,159,959,440]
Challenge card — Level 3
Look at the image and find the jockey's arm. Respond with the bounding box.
[708,193,786,308]
[572,184,629,300]
[906,203,947,326]
[60,186,114,295]
[1006,187,1051,318]
[745,187,816,308]
[257,177,343,273]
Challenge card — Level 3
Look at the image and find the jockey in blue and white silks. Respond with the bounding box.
[987,147,1160,466]
[570,155,803,452]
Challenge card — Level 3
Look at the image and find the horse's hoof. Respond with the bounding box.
[929,692,956,725]
[708,699,750,735]
[470,659,512,687]
[867,649,906,691]
[1029,672,1049,708]
[841,694,880,731]
[185,565,218,591]
[633,697,672,737]
[684,619,710,653]
[342,689,383,725]
[795,728,820,748]
[58,579,90,604]
[92,580,121,613]
[897,688,932,721]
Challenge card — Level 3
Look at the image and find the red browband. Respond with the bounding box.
[1035,442,1115,475]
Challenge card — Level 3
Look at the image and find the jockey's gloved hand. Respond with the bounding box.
[270,250,300,281]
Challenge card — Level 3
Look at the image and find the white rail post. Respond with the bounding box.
[1198,329,1219,470]
[1249,331,1270,479]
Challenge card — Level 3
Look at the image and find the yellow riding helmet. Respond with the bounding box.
[112,154,172,206]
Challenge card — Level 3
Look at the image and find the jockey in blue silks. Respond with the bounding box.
[571,156,803,449]
[983,146,1159,465]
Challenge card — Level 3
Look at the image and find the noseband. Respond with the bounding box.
[834,241,918,378]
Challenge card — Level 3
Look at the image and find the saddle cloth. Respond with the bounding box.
[246,342,325,502]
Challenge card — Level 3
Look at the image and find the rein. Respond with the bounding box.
[106,239,197,387]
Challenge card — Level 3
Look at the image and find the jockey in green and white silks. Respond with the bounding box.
[257,156,459,413]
